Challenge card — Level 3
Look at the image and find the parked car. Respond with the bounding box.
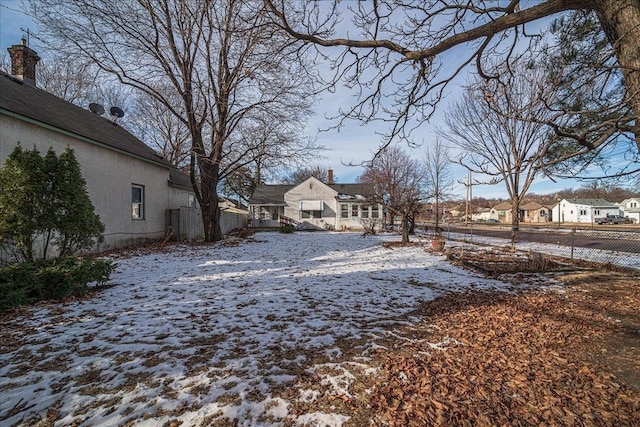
[595,215,631,225]
[486,218,500,223]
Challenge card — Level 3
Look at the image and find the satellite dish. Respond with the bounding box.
[89,103,105,115]
[110,106,125,118]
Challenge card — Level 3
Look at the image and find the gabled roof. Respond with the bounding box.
[492,201,512,211]
[0,72,171,168]
[248,181,374,205]
[619,198,640,206]
[520,202,546,211]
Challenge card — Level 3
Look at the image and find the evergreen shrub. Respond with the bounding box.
[0,257,114,313]
[279,225,295,233]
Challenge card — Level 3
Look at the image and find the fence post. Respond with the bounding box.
[571,227,576,260]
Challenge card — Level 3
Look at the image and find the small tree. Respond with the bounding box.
[358,146,426,244]
[0,146,46,262]
[424,139,454,232]
[55,147,105,255]
[0,145,104,262]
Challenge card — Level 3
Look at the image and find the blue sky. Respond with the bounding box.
[1,1,614,200]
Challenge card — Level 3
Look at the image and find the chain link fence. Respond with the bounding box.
[431,225,640,270]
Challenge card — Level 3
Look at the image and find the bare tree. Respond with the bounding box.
[423,138,454,232]
[30,0,318,241]
[283,165,329,184]
[127,91,191,168]
[441,64,553,247]
[358,146,426,243]
[266,1,640,160]
[35,57,100,106]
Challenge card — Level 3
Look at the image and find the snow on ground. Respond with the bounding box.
[1,232,518,426]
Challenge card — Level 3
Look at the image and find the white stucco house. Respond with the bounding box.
[552,198,619,224]
[1,39,200,252]
[618,198,640,223]
[248,176,384,231]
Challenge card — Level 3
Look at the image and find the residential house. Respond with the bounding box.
[520,202,551,223]
[472,207,492,222]
[248,176,383,231]
[447,204,466,221]
[552,199,619,224]
[619,198,640,223]
[489,201,512,223]
[1,39,201,252]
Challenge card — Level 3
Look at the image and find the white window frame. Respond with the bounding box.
[341,203,349,218]
[371,205,380,218]
[132,184,145,220]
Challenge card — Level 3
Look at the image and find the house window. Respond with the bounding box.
[341,204,349,218]
[351,205,359,217]
[301,210,322,219]
[579,209,587,216]
[594,209,600,215]
[132,184,144,219]
[631,202,637,208]
[362,205,370,219]
[371,205,379,218]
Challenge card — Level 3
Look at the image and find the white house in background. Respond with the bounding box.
[472,207,492,221]
[1,39,200,251]
[248,176,384,231]
[619,198,640,223]
[552,198,619,224]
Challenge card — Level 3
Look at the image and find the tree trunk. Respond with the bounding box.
[595,0,640,151]
[510,197,521,250]
[400,216,410,243]
[434,197,440,231]
[199,161,223,242]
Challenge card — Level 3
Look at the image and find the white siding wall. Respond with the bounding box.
[555,200,620,223]
[284,178,338,229]
[1,116,192,250]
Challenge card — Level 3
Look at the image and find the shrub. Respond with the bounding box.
[0,145,104,262]
[279,225,295,233]
[0,257,114,313]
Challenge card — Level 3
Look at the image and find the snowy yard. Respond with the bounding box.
[2,232,535,426]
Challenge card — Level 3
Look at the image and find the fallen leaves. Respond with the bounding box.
[367,285,640,426]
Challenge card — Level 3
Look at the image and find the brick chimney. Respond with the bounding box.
[7,38,40,86]
[328,168,334,185]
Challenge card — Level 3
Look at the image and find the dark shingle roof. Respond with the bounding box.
[0,72,171,167]
[249,184,294,205]
[329,183,373,197]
